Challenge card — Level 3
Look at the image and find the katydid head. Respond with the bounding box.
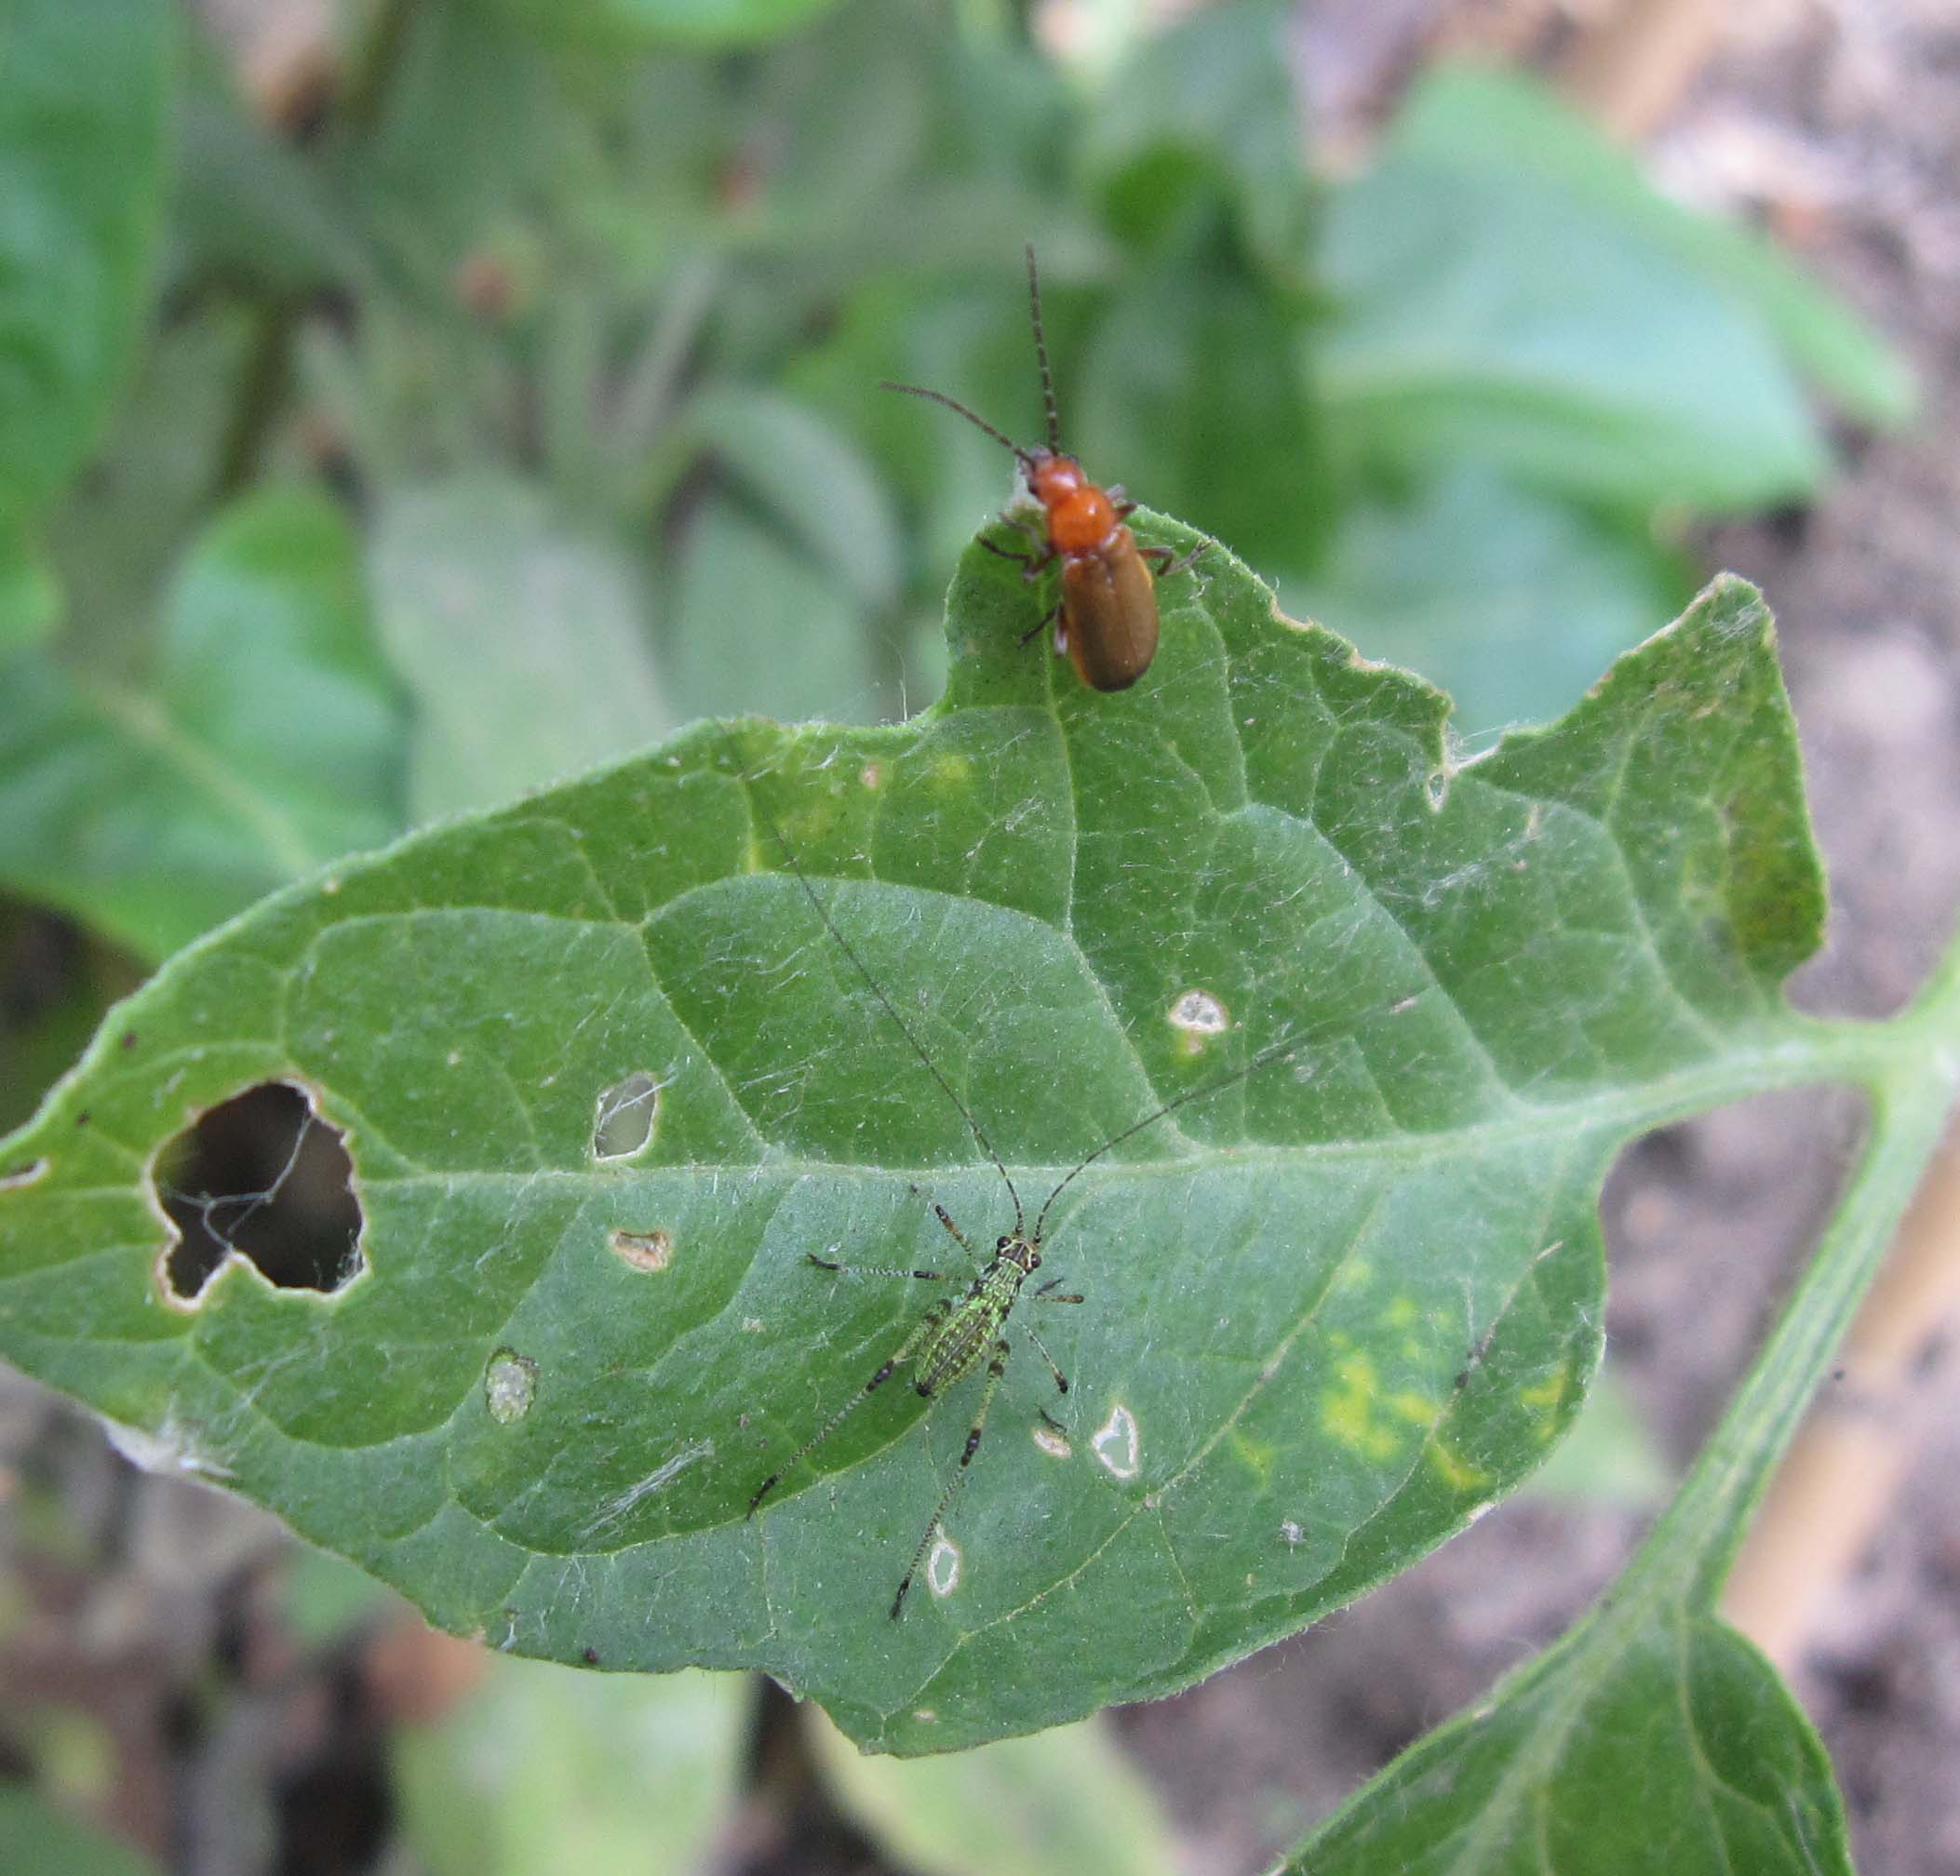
[997,1235,1041,1273]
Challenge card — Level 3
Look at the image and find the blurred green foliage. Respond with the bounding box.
[0,0,1906,972]
[0,5,1920,1867]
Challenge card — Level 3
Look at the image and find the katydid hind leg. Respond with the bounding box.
[749,1300,950,1517]
[891,1338,1012,1619]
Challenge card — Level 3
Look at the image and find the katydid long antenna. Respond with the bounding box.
[755,800,1027,1234]
[1031,1027,1339,1242]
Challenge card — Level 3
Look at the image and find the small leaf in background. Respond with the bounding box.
[354,2,580,276]
[1288,1608,1851,1875]
[1284,466,1690,736]
[1075,260,1332,575]
[281,1542,399,1649]
[689,384,903,611]
[1078,0,1312,280]
[0,1786,160,1876]
[1523,1365,1669,1507]
[0,519,58,650]
[394,1662,746,1876]
[42,313,259,677]
[492,0,847,50]
[812,1708,1184,1876]
[1387,66,1914,430]
[368,476,668,820]
[664,489,880,722]
[0,0,173,522]
[0,904,139,1134]
[1321,74,1832,514]
[170,34,371,297]
[0,489,407,960]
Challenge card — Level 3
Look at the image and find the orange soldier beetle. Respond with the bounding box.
[881,245,1209,692]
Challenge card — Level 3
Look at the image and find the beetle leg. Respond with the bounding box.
[1140,538,1212,581]
[1019,608,1066,658]
[983,511,1053,580]
[978,534,1037,571]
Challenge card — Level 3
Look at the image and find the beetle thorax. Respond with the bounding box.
[1027,451,1118,556]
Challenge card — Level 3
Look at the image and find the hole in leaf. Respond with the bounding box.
[592,1070,661,1160]
[153,1081,364,1304]
[0,1159,48,1191]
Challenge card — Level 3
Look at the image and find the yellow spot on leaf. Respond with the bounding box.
[1320,1353,1402,1463]
[1428,1441,1492,1493]
[1519,1369,1573,1415]
[1389,1389,1438,1427]
[1229,1428,1275,1484]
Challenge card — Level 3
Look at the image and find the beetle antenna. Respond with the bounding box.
[879,382,1033,468]
[1032,1002,1411,1242]
[1025,242,1061,453]
[755,801,1026,1236]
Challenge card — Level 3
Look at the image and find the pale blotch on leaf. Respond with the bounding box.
[1031,1423,1071,1460]
[101,1407,235,1481]
[592,1070,662,1160]
[1167,988,1229,1056]
[484,1348,538,1424]
[610,1227,673,1272]
[1093,1402,1140,1480]
[859,762,883,789]
[927,1535,962,1599]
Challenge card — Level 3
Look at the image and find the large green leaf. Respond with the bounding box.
[0,0,172,522]
[0,523,1832,1754]
[0,489,406,959]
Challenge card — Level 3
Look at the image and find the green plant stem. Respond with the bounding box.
[1611,937,1960,1622]
[616,255,722,501]
[213,293,302,502]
